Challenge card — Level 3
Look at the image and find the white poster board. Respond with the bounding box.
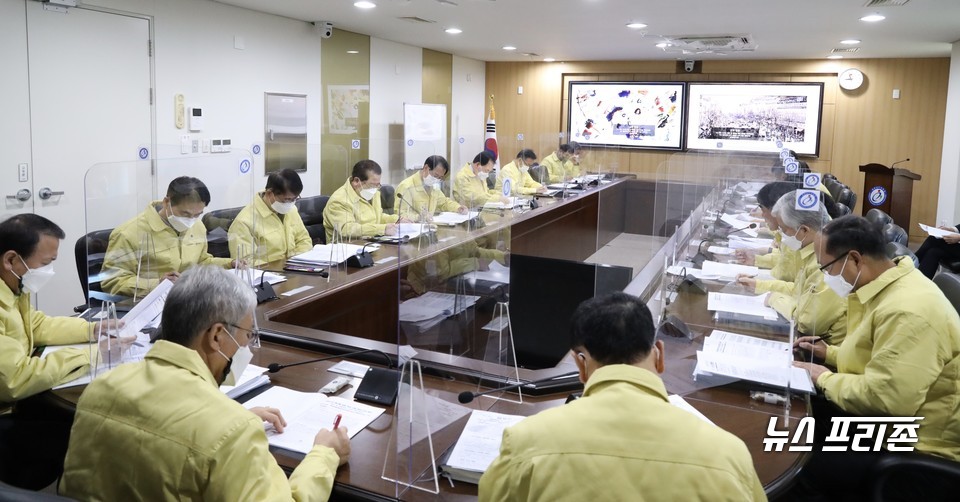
[404,103,447,171]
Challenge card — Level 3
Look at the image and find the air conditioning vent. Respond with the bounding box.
[864,0,910,7]
[398,16,436,24]
[661,34,757,53]
[831,47,861,54]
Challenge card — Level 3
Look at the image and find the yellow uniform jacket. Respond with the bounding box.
[323,179,392,242]
[819,258,960,461]
[229,192,312,265]
[452,164,500,207]
[0,284,91,402]
[495,160,542,196]
[395,172,461,221]
[101,202,230,297]
[765,243,847,343]
[61,340,340,501]
[479,365,766,501]
[540,152,578,184]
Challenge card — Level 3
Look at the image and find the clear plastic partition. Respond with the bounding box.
[82,148,257,378]
[643,148,810,424]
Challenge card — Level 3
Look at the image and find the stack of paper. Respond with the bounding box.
[693,329,813,393]
[483,197,525,209]
[432,211,480,226]
[919,223,959,239]
[399,291,480,332]
[440,410,525,484]
[220,364,271,399]
[243,386,385,454]
[727,235,774,251]
[396,223,429,239]
[719,214,760,237]
[707,292,779,320]
[288,243,377,266]
[233,268,286,286]
[701,260,759,281]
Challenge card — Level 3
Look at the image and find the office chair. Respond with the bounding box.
[868,453,960,502]
[295,195,330,245]
[822,173,838,182]
[201,206,243,258]
[933,271,960,316]
[884,242,918,268]
[836,187,857,209]
[380,184,396,215]
[824,179,843,201]
[73,229,120,312]
[834,202,851,216]
[882,223,908,245]
[865,208,893,227]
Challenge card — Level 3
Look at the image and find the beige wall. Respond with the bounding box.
[486,58,950,238]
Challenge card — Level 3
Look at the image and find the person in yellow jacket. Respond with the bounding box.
[495,149,546,196]
[539,143,577,184]
[404,240,507,295]
[0,214,124,489]
[395,155,466,222]
[452,151,510,208]
[793,215,960,499]
[61,265,350,501]
[229,169,312,265]
[101,176,237,298]
[736,181,801,280]
[738,192,846,343]
[323,159,403,242]
[479,292,766,501]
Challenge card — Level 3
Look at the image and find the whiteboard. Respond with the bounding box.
[404,103,447,171]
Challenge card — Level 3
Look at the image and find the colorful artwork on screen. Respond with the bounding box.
[567,82,685,150]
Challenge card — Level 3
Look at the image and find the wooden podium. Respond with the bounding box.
[859,163,921,227]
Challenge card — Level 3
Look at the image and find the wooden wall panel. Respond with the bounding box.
[488,58,949,238]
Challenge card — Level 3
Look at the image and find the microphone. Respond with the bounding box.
[395,193,423,223]
[706,221,757,238]
[890,158,910,169]
[266,347,394,373]
[457,371,579,404]
[690,239,713,268]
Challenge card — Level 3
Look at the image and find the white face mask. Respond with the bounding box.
[477,171,490,181]
[168,214,197,233]
[822,254,860,298]
[217,328,253,386]
[13,255,56,294]
[423,174,441,188]
[359,187,378,201]
[271,200,295,215]
[520,165,530,173]
[781,227,804,251]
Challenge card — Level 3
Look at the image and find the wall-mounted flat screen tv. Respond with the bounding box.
[567,81,685,150]
[686,82,824,156]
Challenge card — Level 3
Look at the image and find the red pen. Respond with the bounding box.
[333,414,342,430]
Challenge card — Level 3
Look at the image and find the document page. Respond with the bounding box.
[445,410,525,473]
[701,260,759,280]
[919,223,959,239]
[432,211,479,226]
[702,330,791,363]
[695,351,814,393]
[244,386,384,454]
[289,243,375,265]
[707,292,779,320]
[719,214,759,237]
[233,268,286,286]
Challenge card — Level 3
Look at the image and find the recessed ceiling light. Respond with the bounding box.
[354,1,377,9]
[626,22,647,29]
[827,55,844,59]
[502,45,516,51]
[840,39,861,45]
[655,42,669,48]
[543,57,556,62]
[860,13,885,22]
[445,27,462,34]
[346,50,360,54]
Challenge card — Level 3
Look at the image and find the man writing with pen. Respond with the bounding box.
[324,159,413,242]
[788,215,960,500]
[61,265,351,500]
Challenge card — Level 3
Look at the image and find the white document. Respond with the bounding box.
[707,292,779,320]
[919,223,959,239]
[707,245,735,256]
[396,223,428,238]
[667,395,715,425]
[463,261,510,285]
[399,291,480,322]
[694,350,815,393]
[701,260,759,280]
[243,386,384,454]
[727,236,774,251]
[219,364,270,399]
[547,183,578,189]
[432,211,480,226]
[702,330,791,364]
[233,268,286,286]
[666,265,719,281]
[444,410,525,474]
[289,243,371,266]
[719,214,759,237]
[327,360,370,379]
[118,279,173,342]
[483,197,523,209]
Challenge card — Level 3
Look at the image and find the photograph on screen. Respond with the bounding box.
[685,83,823,155]
[567,81,685,150]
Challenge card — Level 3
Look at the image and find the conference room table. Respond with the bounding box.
[48,176,810,500]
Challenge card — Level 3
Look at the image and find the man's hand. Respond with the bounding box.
[97,335,137,363]
[944,233,960,244]
[384,223,398,236]
[794,361,829,384]
[734,249,756,265]
[457,205,468,215]
[250,407,287,433]
[162,271,181,283]
[735,274,757,292]
[794,336,828,362]
[314,427,351,465]
[92,319,125,337]
[230,259,247,269]
[535,186,547,194]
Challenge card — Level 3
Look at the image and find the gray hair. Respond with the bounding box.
[772,190,831,231]
[159,265,256,346]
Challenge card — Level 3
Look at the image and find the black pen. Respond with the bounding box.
[808,334,832,344]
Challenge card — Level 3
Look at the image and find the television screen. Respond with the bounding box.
[686,82,824,155]
[567,81,685,150]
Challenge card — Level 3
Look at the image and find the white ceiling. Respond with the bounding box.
[217,0,960,62]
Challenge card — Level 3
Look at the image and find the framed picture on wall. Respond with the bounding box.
[327,85,369,135]
[685,82,824,155]
[567,81,685,150]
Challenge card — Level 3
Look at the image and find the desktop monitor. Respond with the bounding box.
[508,254,633,369]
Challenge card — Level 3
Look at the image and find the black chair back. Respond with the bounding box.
[934,271,960,317]
[74,229,113,300]
[836,187,856,208]
[834,202,852,216]
[201,206,243,258]
[884,242,918,268]
[824,179,843,200]
[866,208,893,227]
[882,223,908,245]
[869,452,960,502]
[296,195,330,245]
[380,185,396,215]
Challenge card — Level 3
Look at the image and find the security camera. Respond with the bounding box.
[684,60,695,73]
[314,21,333,38]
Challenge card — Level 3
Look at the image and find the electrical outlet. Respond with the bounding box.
[18,163,28,182]
[191,139,199,153]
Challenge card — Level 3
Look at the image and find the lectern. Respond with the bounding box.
[859,163,921,228]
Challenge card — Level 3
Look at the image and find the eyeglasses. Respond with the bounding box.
[228,323,261,348]
[272,191,301,204]
[819,251,850,273]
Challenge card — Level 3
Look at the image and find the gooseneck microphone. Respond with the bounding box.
[395,193,422,222]
[457,371,579,404]
[267,348,394,373]
[890,158,910,169]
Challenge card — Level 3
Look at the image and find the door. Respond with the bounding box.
[26,3,152,314]
[1,1,35,222]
